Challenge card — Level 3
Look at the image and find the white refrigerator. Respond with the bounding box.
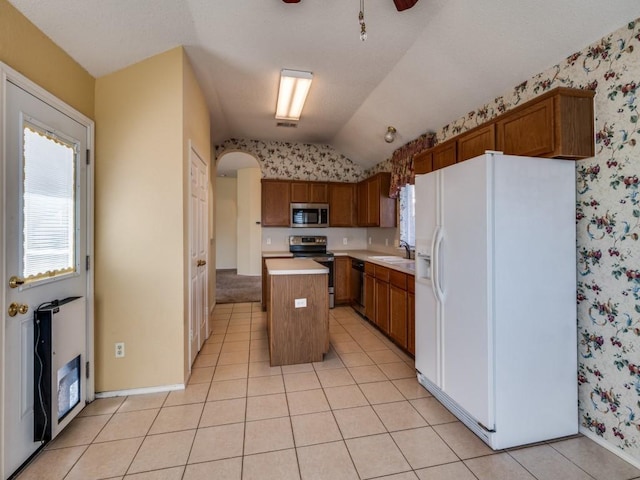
[414,152,578,449]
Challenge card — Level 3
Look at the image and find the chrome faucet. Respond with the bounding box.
[399,240,411,259]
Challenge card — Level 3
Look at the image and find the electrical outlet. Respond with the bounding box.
[368,237,372,245]
[385,238,389,246]
[266,237,271,245]
[294,298,307,308]
[115,342,125,358]
[343,237,348,245]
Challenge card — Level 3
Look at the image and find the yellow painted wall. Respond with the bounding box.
[0,0,94,118]
[95,48,186,391]
[181,51,212,380]
[216,177,238,269]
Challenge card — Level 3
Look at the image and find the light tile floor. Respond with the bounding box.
[16,303,640,480]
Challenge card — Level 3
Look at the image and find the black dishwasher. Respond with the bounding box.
[351,259,365,316]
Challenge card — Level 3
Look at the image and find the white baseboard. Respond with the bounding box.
[579,426,640,470]
[95,383,184,398]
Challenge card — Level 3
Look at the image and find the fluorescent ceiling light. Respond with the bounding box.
[276,69,313,121]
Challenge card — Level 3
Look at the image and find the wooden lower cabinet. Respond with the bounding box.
[262,256,291,310]
[334,256,351,304]
[390,284,408,349]
[364,273,375,321]
[360,261,415,356]
[267,272,329,366]
[375,279,390,334]
[407,275,415,354]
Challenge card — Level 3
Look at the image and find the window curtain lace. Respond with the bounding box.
[389,132,435,199]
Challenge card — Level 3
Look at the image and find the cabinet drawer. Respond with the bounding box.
[364,262,375,275]
[374,265,390,282]
[389,270,407,290]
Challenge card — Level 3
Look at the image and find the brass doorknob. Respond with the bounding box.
[9,276,25,288]
[8,303,29,317]
[197,260,207,267]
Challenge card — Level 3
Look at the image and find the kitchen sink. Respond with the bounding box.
[369,256,414,264]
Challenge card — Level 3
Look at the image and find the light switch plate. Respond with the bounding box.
[294,298,307,308]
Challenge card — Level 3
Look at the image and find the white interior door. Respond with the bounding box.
[3,80,89,477]
[189,145,208,367]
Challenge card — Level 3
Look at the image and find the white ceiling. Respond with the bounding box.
[10,0,640,168]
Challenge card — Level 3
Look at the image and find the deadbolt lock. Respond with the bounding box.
[9,276,25,289]
[8,303,28,317]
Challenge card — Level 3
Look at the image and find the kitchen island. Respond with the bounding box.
[265,258,329,366]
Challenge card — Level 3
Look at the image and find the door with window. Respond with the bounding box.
[3,79,89,478]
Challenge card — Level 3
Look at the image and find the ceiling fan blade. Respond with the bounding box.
[393,0,419,11]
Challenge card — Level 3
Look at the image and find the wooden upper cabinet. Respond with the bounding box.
[496,87,595,159]
[329,182,357,227]
[290,182,309,203]
[432,141,456,170]
[496,97,554,158]
[261,179,291,227]
[413,150,433,175]
[357,180,369,226]
[417,87,594,173]
[357,173,396,228]
[457,123,496,162]
[290,181,328,203]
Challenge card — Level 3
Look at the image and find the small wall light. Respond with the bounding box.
[384,126,397,143]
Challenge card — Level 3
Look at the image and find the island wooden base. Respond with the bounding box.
[267,273,329,366]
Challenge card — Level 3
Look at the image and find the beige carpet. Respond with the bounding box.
[216,269,261,304]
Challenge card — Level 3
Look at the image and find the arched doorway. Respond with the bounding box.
[215,151,262,303]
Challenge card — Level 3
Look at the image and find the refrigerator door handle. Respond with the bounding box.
[433,227,445,303]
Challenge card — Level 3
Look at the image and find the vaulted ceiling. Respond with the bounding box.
[10,0,640,168]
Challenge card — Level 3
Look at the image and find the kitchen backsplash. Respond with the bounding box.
[261,228,368,252]
[216,139,366,182]
[425,18,640,463]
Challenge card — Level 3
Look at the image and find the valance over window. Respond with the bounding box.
[389,133,435,199]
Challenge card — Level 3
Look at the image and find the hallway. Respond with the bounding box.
[15,303,640,480]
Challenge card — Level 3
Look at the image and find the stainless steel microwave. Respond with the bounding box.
[290,203,329,228]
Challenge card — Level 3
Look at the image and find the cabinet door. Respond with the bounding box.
[432,141,457,170]
[357,180,369,226]
[364,273,376,321]
[408,292,415,355]
[329,183,357,227]
[334,256,351,304]
[407,276,415,354]
[390,285,408,348]
[457,124,495,162]
[496,97,554,157]
[290,182,309,203]
[367,177,381,226]
[375,279,390,334]
[414,150,433,175]
[310,183,328,203]
[262,180,291,226]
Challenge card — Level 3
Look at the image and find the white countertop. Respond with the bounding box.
[266,258,329,275]
[262,251,293,258]
[262,249,415,275]
[332,250,416,275]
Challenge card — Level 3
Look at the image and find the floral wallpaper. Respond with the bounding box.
[215,138,365,183]
[420,19,640,461]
